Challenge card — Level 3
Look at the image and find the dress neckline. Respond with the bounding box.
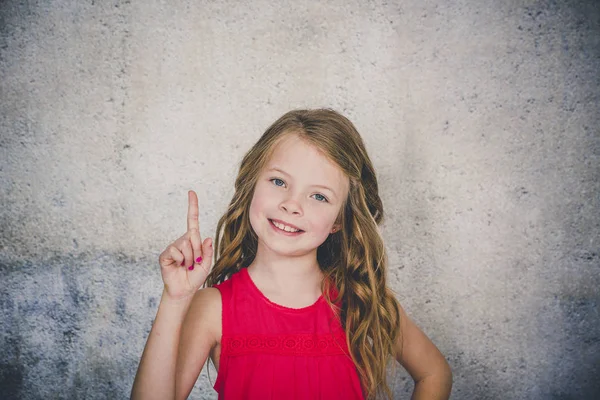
[241,267,325,313]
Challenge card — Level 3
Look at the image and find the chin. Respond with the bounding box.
[263,235,329,259]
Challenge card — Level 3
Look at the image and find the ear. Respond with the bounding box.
[330,224,341,234]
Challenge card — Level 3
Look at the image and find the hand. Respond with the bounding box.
[158,190,214,300]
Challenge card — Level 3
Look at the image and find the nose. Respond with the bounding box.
[279,194,303,216]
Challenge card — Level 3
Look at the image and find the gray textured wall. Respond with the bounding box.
[1,0,599,399]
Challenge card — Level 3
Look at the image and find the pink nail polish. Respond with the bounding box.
[188,265,194,271]
[196,256,203,263]
[181,261,185,266]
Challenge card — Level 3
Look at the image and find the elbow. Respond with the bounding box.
[435,359,453,395]
[442,361,453,392]
[413,361,453,399]
[441,356,452,379]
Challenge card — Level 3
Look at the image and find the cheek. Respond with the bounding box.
[249,186,273,224]
[249,193,263,224]
[307,207,338,234]
[248,198,261,237]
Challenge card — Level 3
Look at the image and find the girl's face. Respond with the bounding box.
[249,133,349,259]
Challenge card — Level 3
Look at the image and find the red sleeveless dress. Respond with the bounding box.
[213,267,365,399]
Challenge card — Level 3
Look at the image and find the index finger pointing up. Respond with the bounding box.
[187,190,200,233]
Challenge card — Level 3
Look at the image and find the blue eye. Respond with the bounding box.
[270,178,285,187]
[312,193,328,203]
[269,178,328,202]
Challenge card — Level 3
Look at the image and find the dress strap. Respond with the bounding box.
[213,278,233,339]
[212,278,234,394]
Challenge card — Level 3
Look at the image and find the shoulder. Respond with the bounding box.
[210,269,245,301]
[183,287,222,344]
[192,286,222,308]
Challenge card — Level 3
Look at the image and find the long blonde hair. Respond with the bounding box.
[205,109,401,399]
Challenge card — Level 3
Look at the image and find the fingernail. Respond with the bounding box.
[181,261,185,266]
[188,265,194,271]
[195,256,203,263]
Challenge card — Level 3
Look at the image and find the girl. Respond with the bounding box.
[131,109,452,400]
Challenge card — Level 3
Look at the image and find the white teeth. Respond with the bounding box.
[272,220,300,232]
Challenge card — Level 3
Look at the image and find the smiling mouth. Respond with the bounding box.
[269,219,304,233]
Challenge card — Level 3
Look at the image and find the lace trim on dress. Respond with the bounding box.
[221,332,350,356]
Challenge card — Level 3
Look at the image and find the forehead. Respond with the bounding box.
[265,133,349,192]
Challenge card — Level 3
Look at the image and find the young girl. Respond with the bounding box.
[131,109,452,400]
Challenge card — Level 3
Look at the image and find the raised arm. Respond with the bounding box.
[395,303,453,400]
[131,191,215,400]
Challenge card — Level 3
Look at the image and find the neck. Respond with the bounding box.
[247,241,324,300]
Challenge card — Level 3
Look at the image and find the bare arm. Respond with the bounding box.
[395,303,453,400]
[131,191,214,400]
[131,291,194,400]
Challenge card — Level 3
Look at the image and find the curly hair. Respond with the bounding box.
[205,108,401,399]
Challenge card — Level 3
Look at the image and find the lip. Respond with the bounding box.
[269,218,303,231]
[269,218,304,236]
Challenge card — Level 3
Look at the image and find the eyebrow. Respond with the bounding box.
[267,167,337,196]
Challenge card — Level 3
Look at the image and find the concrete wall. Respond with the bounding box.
[1,0,598,399]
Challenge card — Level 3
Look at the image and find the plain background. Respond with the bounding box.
[1,0,599,399]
